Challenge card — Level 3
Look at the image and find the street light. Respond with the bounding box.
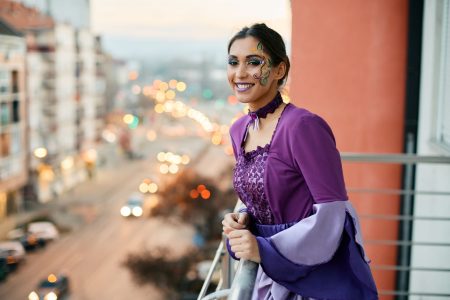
[33,147,48,159]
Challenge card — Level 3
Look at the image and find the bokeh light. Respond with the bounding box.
[159,81,169,91]
[154,103,165,113]
[176,81,187,92]
[201,189,211,200]
[168,163,179,174]
[159,164,169,174]
[169,79,178,89]
[34,147,48,159]
[132,84,141,95]
[148,183,158,193]
[139,182,149,193]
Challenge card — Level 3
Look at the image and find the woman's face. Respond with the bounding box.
[227,36,282,108]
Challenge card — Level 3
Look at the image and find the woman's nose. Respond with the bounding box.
[236,64,247,78]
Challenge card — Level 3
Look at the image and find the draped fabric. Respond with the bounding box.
[251,201,377,300]
[228,104,378,299]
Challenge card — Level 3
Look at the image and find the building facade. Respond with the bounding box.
[16,0,90,30]
[290,0,406,297]
[290,0,450,298]
[0,20,27,220]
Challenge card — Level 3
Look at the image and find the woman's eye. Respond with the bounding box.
[248,59,264,66]
[228,59,238,66]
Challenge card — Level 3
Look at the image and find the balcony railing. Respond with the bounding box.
[197,152,450,300]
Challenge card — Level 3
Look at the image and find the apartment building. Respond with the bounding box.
[0,20,27,220]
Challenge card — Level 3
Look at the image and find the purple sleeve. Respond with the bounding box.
[255,201,370,281]
[291,115,348,203]
[230,134,238,161]
[256,237,316,281]
[226,238,239,260]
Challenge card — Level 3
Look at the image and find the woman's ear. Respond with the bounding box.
[274,62,286,81]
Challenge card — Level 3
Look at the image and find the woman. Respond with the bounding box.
[222,23,378,300]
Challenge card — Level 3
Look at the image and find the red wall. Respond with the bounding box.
[290,0,409,297]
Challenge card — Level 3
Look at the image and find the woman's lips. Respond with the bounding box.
[235,83,254,92]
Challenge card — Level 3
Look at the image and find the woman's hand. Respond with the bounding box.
[222,212,249,235]
[227,229,261,263]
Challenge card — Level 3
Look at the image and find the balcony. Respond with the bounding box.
[198,153,450,300]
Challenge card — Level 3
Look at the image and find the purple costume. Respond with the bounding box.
[227,101,378,299]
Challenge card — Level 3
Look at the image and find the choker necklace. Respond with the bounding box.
[248,92,283,131]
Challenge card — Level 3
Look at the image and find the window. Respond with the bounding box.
[0,102,9,125]
[436,1,450,148]
[0,132,10,157]
[0,70,9,94]
[10,126,20,155]
[12,70,18,93]
[12,100,19,123]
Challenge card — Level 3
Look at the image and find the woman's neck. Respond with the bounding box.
[248,89,279,112]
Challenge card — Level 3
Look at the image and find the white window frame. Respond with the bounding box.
[435,0,450,151]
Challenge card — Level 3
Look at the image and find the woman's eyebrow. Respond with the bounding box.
[246,55,264,59]
[227,54,264,59]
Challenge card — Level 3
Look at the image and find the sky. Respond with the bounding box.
[90,0,292,61]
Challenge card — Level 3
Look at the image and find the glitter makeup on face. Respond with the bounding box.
[252,42,272,86]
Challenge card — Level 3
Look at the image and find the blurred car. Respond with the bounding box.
[0,241,26,266]
[28,222,59,241]
[28,273,70,300]
[0,256,8,281]
[7,228,46,251]
[0,249,17,272]
[120,193,144,217]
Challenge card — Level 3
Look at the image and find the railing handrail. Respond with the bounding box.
[340,152,450,164]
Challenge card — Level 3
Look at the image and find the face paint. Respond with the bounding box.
[251,42,272,86]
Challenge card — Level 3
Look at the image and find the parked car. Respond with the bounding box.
[120,193,144,217]
[0,241,26,266]
[27,222,59,241]
[0,256,8,281]
[0,249,17,272]
[28,273,70,300]
[7,228,46,251]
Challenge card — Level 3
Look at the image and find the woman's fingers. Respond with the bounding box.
[237,212,249,225]
[222,213,246,230]
[227,229,261,263]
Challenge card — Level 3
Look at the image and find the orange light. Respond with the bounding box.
[159,81,169,91]
[197,184,206,192]
[201,190,211,199]
[128,71,138,81]
[190,189,199,199]
[48,274,57,283]
[153,79,162,88]
[224,146,234,156]
[227,95,238,105]
[169,79,178,89]
[143,86,152,96]
[211,133,222,145]
[165,90,176,100]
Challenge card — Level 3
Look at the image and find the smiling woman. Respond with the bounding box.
[221,23,378,300]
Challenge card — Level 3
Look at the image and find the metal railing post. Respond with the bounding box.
[227,260,258,300]
[397,133,415,298]
[219,234,233,290]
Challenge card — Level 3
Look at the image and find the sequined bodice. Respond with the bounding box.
[233,144,275,225]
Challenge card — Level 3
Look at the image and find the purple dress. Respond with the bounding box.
[228,104,378,300]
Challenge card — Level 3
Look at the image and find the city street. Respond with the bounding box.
[0,130,233,300]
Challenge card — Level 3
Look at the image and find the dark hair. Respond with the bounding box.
[228,23,290,86]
